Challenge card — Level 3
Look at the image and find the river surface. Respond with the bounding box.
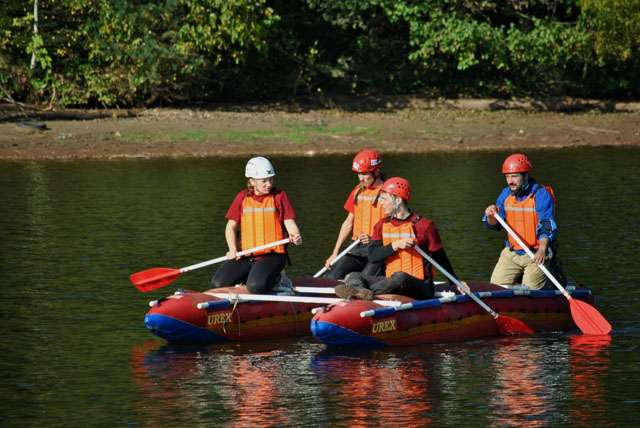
[1,149,639,426]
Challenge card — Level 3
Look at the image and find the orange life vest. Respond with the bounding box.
[240,194,286,256]
[352,185,385,240]
[382,218,425,279]
[504,184,555,251]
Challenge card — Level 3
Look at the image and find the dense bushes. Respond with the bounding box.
[1,0,638,107]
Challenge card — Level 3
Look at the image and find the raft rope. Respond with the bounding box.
[225,298,241,335]
[198,290,304,336]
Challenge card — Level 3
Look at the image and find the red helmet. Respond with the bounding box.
[381,177,411,201]
[352,150,382,172]
[502,154,532,173]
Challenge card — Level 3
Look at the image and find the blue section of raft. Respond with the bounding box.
[310,319,387,348]
[144,314,228,343]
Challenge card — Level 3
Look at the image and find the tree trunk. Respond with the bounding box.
[30,0,39,70]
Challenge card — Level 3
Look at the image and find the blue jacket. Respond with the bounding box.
[483,179,557,255]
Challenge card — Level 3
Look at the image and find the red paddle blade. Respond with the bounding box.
[496,315,534,335]
[130,268,181,292]
[569,298,612,335]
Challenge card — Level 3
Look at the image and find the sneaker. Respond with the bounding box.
[335,284,374,301]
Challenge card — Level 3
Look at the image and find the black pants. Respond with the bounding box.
[325,254,385,279]
[211,252,286,294]
[345,271,434,300]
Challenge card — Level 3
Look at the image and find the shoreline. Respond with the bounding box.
[2,99,639,161]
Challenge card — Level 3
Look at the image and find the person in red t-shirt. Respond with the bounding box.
[323,150,386,279]
[211,156,302,293]
[335,177,458,301]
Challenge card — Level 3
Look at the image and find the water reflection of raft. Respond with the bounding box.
[145,278,340,343]
[311,281,596,348]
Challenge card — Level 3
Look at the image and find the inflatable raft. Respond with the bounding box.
[145,277,342,342]
[311,281,596,348]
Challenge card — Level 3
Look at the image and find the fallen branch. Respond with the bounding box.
[0,109,138,123]
[0,83,28,113]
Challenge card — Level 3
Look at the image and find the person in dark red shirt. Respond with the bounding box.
[335,177,458,301]
[211,156,302,293]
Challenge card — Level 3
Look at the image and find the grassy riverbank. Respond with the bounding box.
[2,98,639,161]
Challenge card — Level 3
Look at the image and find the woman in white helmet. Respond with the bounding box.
[211,156,303,293]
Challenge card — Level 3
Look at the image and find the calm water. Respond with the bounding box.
[1,149,639,426]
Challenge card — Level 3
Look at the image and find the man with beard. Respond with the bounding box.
[483,154,559,289]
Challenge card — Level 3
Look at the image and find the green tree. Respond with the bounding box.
[1,0,638,106]
[577,0,640,95]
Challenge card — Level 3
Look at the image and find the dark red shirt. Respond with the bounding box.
[372,213,443,253]
[225,188,296,223]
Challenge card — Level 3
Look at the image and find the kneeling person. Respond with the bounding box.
[211,156,302,294]
[335,177,458,301]
[483,153,559,289]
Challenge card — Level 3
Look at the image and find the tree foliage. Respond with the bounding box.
[0,0,638,106]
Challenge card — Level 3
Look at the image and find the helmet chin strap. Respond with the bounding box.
[391,202,399,218]
[391,196,403,218]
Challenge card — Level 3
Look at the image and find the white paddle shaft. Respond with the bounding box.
[414,246,498,318]
[492,214,569,299]
[181,238,291,273]
[200,292,402,308]
[313,240,360,277]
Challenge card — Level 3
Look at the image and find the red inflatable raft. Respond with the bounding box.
[310,281,597,348]
[145,278,341,342]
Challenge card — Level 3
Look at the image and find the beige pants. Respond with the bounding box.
[490,247,552,290]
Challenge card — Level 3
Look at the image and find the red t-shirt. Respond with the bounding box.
[226,188,296,223]
[372,213,443,253]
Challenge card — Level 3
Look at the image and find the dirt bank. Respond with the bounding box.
[2,97,639,161]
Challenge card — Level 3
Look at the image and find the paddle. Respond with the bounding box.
[313,239,360,277]
[413,246,534,335]
[199,292,402,308]
[293,282,447,295]
[130,238,292,292]
[493,214,611,335]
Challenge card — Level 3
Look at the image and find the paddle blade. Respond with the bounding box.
[130,268,181,292]
[569,298,612,335]
[496,315,534,335]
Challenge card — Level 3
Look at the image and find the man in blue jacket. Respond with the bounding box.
[483,154,562,289]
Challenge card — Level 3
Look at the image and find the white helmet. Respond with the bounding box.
[245,156,276,179]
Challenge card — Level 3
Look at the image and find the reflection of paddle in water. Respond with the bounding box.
[569,334,611,426]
